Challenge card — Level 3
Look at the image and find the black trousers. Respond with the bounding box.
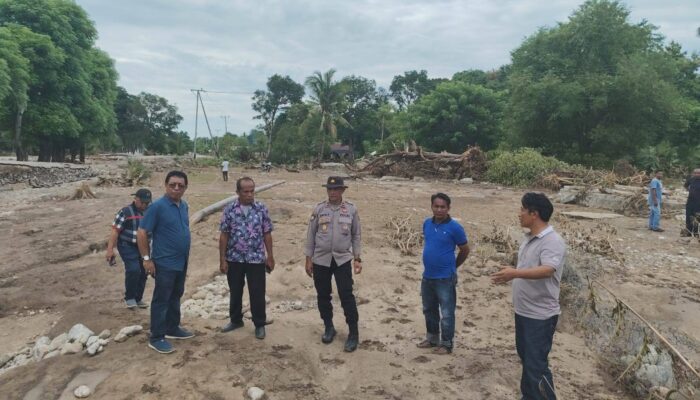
[222,171,228,181]
[313,258,358,332]
[227,262,266,327]
[686,203,700,234]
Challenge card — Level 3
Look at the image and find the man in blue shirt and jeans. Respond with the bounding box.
[417,193,469,355]
[137,170,195,354]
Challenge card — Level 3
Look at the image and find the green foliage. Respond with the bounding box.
[485,148,569,186]
[252,74,304,159]
[408,81,504,152]
[305,69,350,160]
[389,70,445,110]
[507,0,697,167]
[125,159,151,185]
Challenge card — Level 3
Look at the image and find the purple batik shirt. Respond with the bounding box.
[219,199,273,264]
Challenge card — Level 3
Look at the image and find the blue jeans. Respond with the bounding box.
[421,274,457,349]
[117,241,147,302]
[648,204,661,230]
[515,313,558,400]
[150,264,187,341]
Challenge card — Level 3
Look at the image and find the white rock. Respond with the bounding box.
[265,296,271,304]
[292,301,303,310]
[116,325,143,338]
[244,311,253,319]
[247,387,265,400]
[48,333,68,352]
[86,336,99,348]
[32,336,51,361]
[68,324,94,345]
[74,385,92,398]
[60,341,83,355]
[98,329,111,339]
[98,339,109,346]
[44,350,60,359]
[113,334,127,343]
[86,341,102,356]
[459,178,474,184]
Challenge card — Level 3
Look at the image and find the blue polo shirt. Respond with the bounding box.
[422,216,468,279]
[139,195,191,271]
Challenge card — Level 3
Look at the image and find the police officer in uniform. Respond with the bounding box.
[106,188,152,309]
[304,176,362,352]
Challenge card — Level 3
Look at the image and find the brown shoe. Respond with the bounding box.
[416,340,437,349]
[434,346,452,355]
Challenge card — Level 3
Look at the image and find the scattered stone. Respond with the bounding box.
[61,341,84,355]
[459,178,474,184]
[44,350,60,359]
[31,336,51,361]
[114,325,143,342]
[86,336,100,348]
[247,386,265,400]
[73,385,92,398]
[292,301,303,310]
[97,330,111,339]
[244,311,252,319]
[86,341,103,356]
[68,324,94,345]
[48,333,68,352]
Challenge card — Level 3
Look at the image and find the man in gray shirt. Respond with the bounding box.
[304,176,362,352]
[491,192,566,400]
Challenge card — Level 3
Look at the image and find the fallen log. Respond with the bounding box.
[190,181,285,224]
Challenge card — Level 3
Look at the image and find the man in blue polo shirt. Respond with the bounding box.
[137,170,194,354]
[417,192,469,355]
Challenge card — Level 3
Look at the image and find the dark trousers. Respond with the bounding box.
[313,258,358,333]
[117,241,147,302]
[421,274,457,349]
[150,265,186,341]
[686,203,699,234]
[227,262,266,328]
[515,313,558,400]
[222,171,228,181]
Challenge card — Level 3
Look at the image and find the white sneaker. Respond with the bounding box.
[125,299,137,309]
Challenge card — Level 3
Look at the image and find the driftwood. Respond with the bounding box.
[190,181,286,224]
[349,145,487,180]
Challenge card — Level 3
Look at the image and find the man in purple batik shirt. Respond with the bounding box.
[219,177,275,339]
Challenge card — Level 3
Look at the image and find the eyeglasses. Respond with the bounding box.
[168,183,186,188]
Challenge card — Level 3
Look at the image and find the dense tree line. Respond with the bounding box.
[253,0,699,172]
[0,0,187,161]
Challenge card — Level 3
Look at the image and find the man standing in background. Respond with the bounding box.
[221,159,230,182]
[648,171,664,232]
[683,168,700,236]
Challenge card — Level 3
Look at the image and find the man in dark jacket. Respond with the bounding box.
[683,168,700,237]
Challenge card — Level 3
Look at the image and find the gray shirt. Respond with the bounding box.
[512,226,567,320]
[304,200,362,267]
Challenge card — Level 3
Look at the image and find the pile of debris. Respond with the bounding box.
[386,215,423,256]
[0,161,96,188]
[349,144,487,180]
[557,184,687,216]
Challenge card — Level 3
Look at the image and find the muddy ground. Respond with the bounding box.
[0,158,698,399]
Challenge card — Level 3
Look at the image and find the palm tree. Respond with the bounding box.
[305,69,349,161]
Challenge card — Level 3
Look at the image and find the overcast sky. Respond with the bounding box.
[76,0,699,138]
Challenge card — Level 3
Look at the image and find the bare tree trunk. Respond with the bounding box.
[266,131,273,161]
[80,144,85,163]
[14,108,27,161]
[317,132,325,162]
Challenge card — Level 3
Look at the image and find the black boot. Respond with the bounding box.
[322,325,337,344]
[344,325,359,352]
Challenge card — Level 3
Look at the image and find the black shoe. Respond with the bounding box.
[321,326,336,344]
[344,334,359,352]
[221,321,244,333]
[255,326,266,340]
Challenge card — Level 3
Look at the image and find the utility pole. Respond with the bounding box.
[221,115,230,135]
[190,88,219,158]
[191,89,203,160]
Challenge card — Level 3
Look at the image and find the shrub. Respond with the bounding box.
[485,148,568,187]
[124,159,151,186]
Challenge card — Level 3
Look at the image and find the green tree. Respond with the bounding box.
[507,0,692,165]
[138,92,183,154]
[305,69,349,160]
[389,70,445,110]
[252,74,304,159]
[114,87,148,152]
[338,75,389,156]
[408,81,503,152]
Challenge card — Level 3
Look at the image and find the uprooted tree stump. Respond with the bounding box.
[70,182,97,200]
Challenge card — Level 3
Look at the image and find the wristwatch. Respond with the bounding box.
[142,255,151,261]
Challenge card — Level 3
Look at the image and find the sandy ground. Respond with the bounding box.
[0,160,698,399]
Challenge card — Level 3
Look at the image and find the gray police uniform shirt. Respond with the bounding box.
[304,200,362,267]
[512,225,567,320]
